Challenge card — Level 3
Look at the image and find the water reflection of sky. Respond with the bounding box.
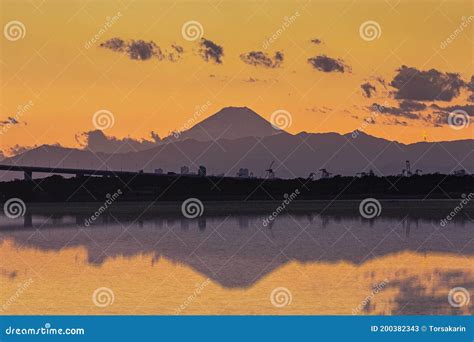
[0,210,472,315]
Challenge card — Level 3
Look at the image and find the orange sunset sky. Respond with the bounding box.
[1,0,473,155]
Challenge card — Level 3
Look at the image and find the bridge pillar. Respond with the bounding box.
[24,170,33,181]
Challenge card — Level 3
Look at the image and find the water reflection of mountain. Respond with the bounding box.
[1,210,472,288]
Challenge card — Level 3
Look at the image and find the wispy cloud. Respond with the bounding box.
[240,51,283,68]
[100,38,184,62]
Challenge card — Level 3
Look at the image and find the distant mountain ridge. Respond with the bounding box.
[1,106,473,179]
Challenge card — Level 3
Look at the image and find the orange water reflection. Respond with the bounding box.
[1,240,472,315]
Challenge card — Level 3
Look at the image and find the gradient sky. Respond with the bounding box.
[1,0,472,154]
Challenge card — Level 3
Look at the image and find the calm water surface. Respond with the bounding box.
[0,202,472,315]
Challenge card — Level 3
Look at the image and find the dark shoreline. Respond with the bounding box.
[1,173,472,204]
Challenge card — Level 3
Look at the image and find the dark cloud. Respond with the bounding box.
[100,38,184,62]
[127,40,160,60]
[390,66,465,101]
[361,82,376,98]
[399,100,427,112]
[240,51,283,68]
[100,37,126,52]
[198,38,224,64]
[75,130,161,154]
[430,104,474,117]
[310,38,322,45]
[369,102,420,120]
[307,55,349,73]
[0,117,19,126]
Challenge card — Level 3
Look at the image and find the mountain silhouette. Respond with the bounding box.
[1,107,473,179]
[168,106,282,142]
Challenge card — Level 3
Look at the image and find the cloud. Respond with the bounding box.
[100,38,184,62]
[0,117,20,126]
[361,82,376,98]
[198,38,224,64]
[75,130,161,154]
[369,102,420,120]
[429,105,474,126]
[307,55,349,73]
[240,51,283,68]
[100,37,126,52]
[431,104,474,116]
[390,66,466,101]
[127,40,160,60]
[399,100,427,112]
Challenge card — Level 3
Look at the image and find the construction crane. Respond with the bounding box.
[265,161,275,179]
[319,168,332,179]
[403,160,412,177]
